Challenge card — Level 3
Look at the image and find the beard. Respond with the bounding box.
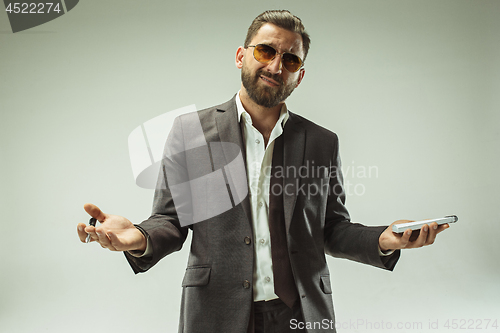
[241,64,298,108]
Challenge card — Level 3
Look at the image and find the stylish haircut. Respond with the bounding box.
[244,10,311,62]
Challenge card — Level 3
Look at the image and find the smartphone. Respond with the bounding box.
[392,215,458,233]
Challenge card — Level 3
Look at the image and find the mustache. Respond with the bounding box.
[256,69,283,86]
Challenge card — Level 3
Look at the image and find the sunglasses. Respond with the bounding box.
[247,44,304,73]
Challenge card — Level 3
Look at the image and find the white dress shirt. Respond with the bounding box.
[235,92,289,302]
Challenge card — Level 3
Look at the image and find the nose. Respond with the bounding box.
[267,54,282,75]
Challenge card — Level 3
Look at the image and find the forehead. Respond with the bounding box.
[250,23,304,58]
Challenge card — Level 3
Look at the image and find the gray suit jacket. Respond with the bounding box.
[125,97,400,333]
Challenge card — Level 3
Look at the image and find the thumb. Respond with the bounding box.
[83,203,106,222]
[107,231,124,251]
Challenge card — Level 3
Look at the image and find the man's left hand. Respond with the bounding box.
[379,220,450,252]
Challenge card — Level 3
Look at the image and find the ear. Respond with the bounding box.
[295,68,305,88]
[235,46,245,69]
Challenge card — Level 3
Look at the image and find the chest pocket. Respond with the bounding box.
[182,266,211,287]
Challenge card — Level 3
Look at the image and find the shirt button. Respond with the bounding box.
[244,236,251,245]
[258,202,263,207]
[255,139,260,144]
[259,239,265,245]
[243,280,251,289]
[265,276,271,283]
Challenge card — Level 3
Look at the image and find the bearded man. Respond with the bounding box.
[78,10,449,333]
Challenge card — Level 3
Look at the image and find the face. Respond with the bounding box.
[236,23,305,108]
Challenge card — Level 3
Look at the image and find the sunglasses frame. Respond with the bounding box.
[247,44,304,73]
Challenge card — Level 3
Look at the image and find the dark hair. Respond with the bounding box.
[244,10,311,62]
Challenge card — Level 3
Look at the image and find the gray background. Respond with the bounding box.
[1,0,499,332]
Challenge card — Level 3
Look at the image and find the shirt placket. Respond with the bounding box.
[250,127,274,297]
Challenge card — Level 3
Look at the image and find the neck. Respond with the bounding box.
[239,86,283,140]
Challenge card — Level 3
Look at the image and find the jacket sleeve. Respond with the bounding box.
[323,134,400,271]
[124,116,190,273]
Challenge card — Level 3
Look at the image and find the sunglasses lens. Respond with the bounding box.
[282,54,302,73]
[252,44,303,73]
[254,44,276,62]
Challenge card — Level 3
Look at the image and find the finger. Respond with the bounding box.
[400,229,412,248]
[95,226,113,249]
[413,224,429,247]
[435,223,450,234]
[425,222,439,245]
[77,223,88,242]
[83,203,106,222]
[84,225,98,243]
[107,231,122,251]
[426,222,450,244]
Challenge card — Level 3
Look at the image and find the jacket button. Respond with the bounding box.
[243,280,251,289]
[244,236,251,245]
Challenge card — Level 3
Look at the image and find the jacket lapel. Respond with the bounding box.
[212,99,305,234]
[282,112,305,234]
[214,98,252,226]
[215,98,244,156]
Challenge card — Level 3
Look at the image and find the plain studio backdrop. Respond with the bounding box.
[1,1,499,332]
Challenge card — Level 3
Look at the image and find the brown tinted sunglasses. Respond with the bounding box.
[247,44,304,73]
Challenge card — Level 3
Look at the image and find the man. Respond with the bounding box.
[77,10,449,333]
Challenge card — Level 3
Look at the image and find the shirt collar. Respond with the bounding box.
[235,91,289,128]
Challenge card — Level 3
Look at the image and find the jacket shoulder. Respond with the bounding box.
[196,97,236,119]
[289,111,339,142]
[173,97,236,131]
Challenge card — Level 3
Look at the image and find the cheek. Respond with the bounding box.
[284,74,300,87]
[241,56,253,70]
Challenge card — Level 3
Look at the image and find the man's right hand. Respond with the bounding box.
[77,203,147,252]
